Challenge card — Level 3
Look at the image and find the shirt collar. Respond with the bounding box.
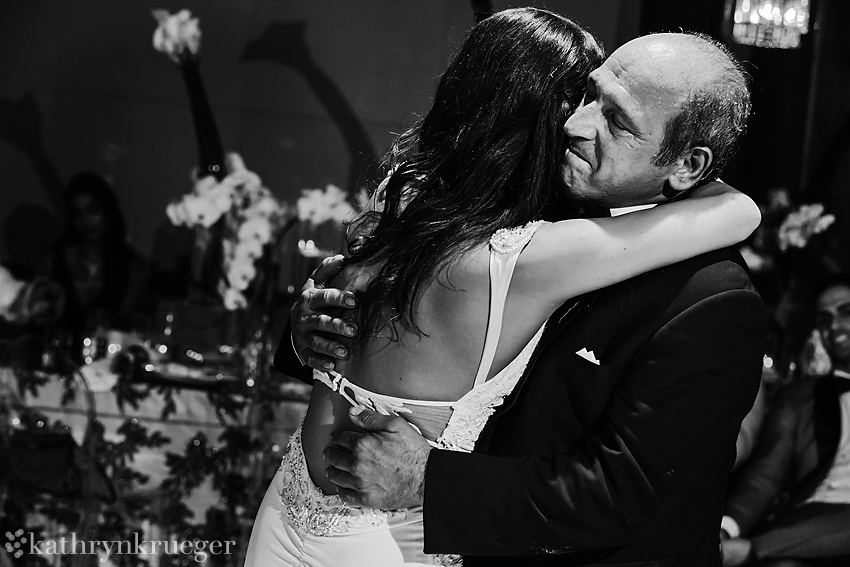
[610,204,657,217]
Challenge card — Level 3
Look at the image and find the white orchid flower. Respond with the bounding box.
[152,9,201,63]
[238,217,273,245]
[222,287,247,310]
[226,258,256,291]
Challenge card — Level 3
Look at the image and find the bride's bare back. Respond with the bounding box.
[301,240,551,494]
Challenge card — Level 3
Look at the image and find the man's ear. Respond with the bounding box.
[665,146,714,194]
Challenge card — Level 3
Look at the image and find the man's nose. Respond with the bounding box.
[564,106,594,140]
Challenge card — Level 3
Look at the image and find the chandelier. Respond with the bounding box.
[729,0,811,49]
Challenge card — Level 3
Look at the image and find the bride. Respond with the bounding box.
[245,8,760,567]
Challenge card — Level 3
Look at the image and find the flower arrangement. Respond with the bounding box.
[155,10,364,310]
[152,9,201,64]
[739,187,836,278]
[167,153,297,309]
[777,203,835,252]
[165,156,364,310]
[296,183,366,226]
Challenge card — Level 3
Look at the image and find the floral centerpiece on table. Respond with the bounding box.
[154,9,364,310]
[166,153,362,309]
[167,153,292,309]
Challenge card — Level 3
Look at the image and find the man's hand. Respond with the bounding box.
[721,537,754,566]
[292,254,358,370]
[324,407,433,510]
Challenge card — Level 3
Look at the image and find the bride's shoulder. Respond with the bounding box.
[489,220,548,254]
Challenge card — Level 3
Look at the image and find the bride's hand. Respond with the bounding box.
[291,255,359,371]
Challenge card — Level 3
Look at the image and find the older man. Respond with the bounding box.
[279,32,766,566]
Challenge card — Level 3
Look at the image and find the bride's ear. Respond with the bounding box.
[665,146,713,195]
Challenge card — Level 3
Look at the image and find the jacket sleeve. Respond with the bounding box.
[423,290,766,555]
[273,320,313,383]
[750,499,850,560]
[723,385,802,534]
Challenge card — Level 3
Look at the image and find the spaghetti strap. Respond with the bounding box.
[472,221,545,388]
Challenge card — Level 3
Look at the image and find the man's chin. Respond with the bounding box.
[559,187,610,218]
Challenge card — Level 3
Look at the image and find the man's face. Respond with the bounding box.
[816,284,850,367]
[561,36,693,208]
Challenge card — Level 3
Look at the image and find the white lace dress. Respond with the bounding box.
[244,222,546,567]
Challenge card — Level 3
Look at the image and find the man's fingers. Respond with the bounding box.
[310,254,347,288]
[335,487,363,507]
[328,429,367,452]
[304,333,348,360]
[348,407,404,433]
[303,352,336,372]
[306,288,358,311]
[300,311,357,338]
[324,465,357,491]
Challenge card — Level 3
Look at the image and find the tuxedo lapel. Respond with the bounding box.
[493,294,594,416]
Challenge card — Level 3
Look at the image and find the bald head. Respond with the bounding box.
[623,34,730,79]
[560,31,749,208]
[613,32,751,183]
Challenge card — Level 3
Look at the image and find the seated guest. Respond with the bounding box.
[721,273,850,566]
[42,172,147,332]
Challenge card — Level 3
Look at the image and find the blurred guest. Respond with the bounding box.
[721,273,850,566]
[42,172,147,332]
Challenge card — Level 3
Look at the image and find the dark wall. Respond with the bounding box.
[802,0,850,270]
[0,0,631,289]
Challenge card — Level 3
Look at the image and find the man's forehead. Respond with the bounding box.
[817,285,850,312]
[606,35,707,95]
[591,51,687,117]
[588,64,638,110]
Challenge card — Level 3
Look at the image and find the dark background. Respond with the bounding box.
[0,0,846,290]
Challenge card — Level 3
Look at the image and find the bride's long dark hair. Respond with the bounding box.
[347,8,604,337]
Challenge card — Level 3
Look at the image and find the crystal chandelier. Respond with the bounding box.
[730,0,811,49]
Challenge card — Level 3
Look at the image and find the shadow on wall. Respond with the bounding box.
[241,21,380,192]
[0,93,64,275]
[0,93,64,210]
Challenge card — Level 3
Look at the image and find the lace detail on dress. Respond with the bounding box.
[433,322,546,452]
[490,220,546,254]
[314,370,414,416]
[279,423,407,536]
[280,425,461,565]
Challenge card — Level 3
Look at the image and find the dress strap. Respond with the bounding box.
[472,221,545,388]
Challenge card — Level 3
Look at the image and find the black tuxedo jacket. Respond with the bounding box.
[724,372,850,560]
[273,248,766,566]
[422,248,766,566]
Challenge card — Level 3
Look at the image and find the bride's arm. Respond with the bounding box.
[518,181,760,306]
